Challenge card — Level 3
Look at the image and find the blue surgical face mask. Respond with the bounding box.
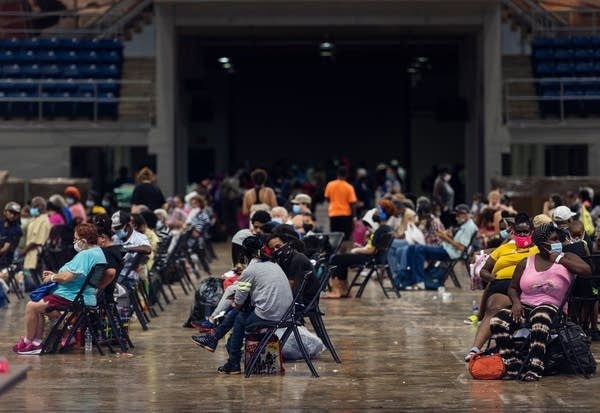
[115,229,127,240]
[102,200,111,208]
[292,205,302,214]
[30,207,40,217]
[499,229,509,240]
[549,242,563,254]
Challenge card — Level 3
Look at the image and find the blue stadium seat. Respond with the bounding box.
[37,50,57,63]
[21,37,41,50]
[62,64,81,79]
[98,80,119,95]
[99,50,121,64]
[80,50,100,64]
[40,64,60,78]
[16,50,37,63]
[573,36,594,48]
[575,61,594,75]
[59,38,82,50]
[98,91,118,119]
[554,37,573,48]
[56,50,79,64]
[554,48,574,60]
[98,64,120,78]
[22,64,42,78]
[574,48,595,59]
[38,37,60,50]
[536,61,555,76]
[73,90,94,118]
[555,62,575,76]
[2,64,22,78]
[533,48,554,60]
[533,37,554,48]
[80,64,99,78]
[97,38,122,51]
[540,89,561,117]
[0,50,15,63]
[0,37,20,50]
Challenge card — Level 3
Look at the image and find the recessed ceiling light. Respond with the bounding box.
[218,57,230,64]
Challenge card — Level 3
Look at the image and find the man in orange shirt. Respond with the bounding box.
[324,166,357,242]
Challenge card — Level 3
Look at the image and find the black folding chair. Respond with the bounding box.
[345,231,401,298]
[244,271,319,378]
[281,265,341,363]
[41,263,107,355]
[437,231,478,289]
[568,253,600,336]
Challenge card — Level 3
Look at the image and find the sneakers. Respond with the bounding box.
[463,315,479,325]
[191,320,215,333]
[405,282,425,290]
[17,342,43,355]
[217,362,241,375]
[464,346,480,362]
[191,334,217,352]
[12,337,27,353]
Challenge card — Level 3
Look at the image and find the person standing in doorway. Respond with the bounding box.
[324,166,357,245]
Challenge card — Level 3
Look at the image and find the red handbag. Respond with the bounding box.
[468,353,506,380]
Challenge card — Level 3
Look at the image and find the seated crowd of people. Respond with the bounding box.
[3,162,600,381]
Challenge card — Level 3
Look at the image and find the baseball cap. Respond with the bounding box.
[111,210,130,229]
[291,194,312,204]
[4,202,20,214]
[454,204,471,215]
[552,205,576,222]
[362,208,379,230]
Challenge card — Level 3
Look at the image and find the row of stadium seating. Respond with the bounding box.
[0,37,123,120]
[0,37,122,51]
[0,50,122,64]
[532,36,600,117]
[0,63,121,78]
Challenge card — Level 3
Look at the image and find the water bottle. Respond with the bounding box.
[84,327,93,353]
[471,300,479,314]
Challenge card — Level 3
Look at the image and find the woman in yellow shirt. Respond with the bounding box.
[465,213,538,361]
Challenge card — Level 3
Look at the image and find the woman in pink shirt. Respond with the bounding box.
[490,223,591,381]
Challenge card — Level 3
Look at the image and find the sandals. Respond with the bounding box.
[464,346,480,362]
[522,373,539,382]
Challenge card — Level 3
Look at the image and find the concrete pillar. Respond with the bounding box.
[482,4,506,191]
[150,4,176,196]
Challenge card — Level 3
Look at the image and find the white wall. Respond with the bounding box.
[501,22,531,56]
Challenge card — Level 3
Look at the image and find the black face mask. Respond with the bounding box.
[272,243,294,265]
[302,223,314,233]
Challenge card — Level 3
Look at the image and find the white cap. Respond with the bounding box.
[552,205,576,223]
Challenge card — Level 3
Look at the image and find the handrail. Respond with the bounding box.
[0,78,154,123]
[100,0,152,38]
[504,76,600,123]
[528,8,600,35]
[502,0,567,34]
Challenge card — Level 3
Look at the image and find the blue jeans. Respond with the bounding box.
[408,244,449,284]
[387,239,409,276]
[225,310,264,369]
[213,308,240,340]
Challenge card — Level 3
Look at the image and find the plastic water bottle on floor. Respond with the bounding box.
[84,327,93,353]
[471,300,479,314]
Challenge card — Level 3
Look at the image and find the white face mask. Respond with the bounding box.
[74,239,86,252]
[66,197,75,205]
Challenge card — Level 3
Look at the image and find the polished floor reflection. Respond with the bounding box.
[0,242,599,412]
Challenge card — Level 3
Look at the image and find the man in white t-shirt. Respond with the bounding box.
[111,211,151,286]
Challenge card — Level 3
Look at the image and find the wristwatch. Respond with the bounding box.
[555,252,565,264]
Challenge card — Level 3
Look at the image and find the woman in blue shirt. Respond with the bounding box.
[12,222,106,355]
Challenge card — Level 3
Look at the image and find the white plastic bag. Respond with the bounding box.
[275,326,325,361]
[404,223,425,245]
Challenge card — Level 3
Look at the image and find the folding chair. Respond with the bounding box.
[568,253,600,338]
[437,231,478,289]
[345,231,401,298]
[281,265,341,363]
[96,268,134,352]
[244,271,319,378]
[41,263,107,355]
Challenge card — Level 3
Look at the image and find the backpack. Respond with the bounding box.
[183,277,224,327]
[0,284,8,308]
[423,263,445,290]
[543,322,597,376]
